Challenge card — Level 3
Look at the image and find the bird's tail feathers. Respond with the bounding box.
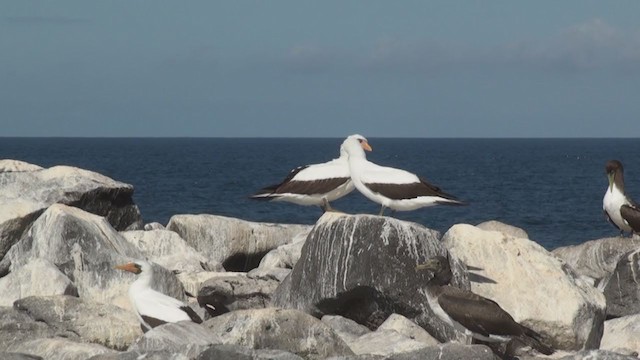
[437,198,468,206]
[519,326,554,355]
[249,185,281,200]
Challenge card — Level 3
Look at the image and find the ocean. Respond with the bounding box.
[2,137,639,249]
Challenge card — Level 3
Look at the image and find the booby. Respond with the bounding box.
[341,136,465,215]
[115,261,203,332]
[416,256,553,355]
[603,160,640,237]
[250,135,370,211]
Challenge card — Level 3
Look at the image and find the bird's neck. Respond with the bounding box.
[614,170,625,194]
[131,270,153,291]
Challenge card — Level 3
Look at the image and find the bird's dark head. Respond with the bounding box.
[415,255,449,273]
[606,160,624,191]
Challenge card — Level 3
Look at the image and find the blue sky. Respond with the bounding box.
[2,1,640,137]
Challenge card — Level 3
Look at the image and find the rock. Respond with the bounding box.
[197,273,279,317]
[203,308,353,359]
[88,351,189,360]
[477,220,529,239]
[144,222,166,230]
[0,306,76,351]
[0,160,43,173]
[167,214,310,271]
[321,315,371,343]
[601,314,640,354]
[197,344,304,360]
[175,271,226,298]
[13,295,141,350]
[258,231,308,269]
[247,267,291,283]
[554,350,640,359]
[386,343,497,360]
[553,237,640,283]
[272,212,469,343]
[443,224,606,351]
[377,314,439,346]
[0,258,77,306]
[128,321,220,358]
[0,163,142,262]
[602,249,640,318]
[7,338,116,360]
[348,330,430,356]
[0,353,43,360]
[2,204,185,309]
[121,229,216,273]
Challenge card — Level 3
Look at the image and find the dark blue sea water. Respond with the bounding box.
[2,138,639,249]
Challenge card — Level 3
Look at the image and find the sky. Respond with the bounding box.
[1,1,640,137]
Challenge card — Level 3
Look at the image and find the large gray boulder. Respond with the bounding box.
[477,220,529,239]
[443,224,606,351]
[7,338,116,360]
[553,237,640,284]
[348,330,430,356]
[166,214,310,271]
[13,295,141,350]
[0,306,76,351]
[600,314,640,355]
[321,315,371,343]
[128,321,220,358]
[0,160,43,173]
[197,273,279,317]
[0,353,43,360]
[272,212,469,342]
[203,308,353,359]
[197,344,304,360]
[2,204,185,309]
[553,350,640,360]
[377,314,439,346]
[88,351,189,360]
[602,249,640,318]
[0,258,77,306]
[0,163,142,263]
[258,231,308,269]
[385,343,497,360]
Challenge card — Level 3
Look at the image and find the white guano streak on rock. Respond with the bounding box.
[343,217,359,290]
[629,251,639,286]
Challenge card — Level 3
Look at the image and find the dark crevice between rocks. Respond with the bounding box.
[315,286,421,330]
[66,187,141,231]
[222,250,271,272]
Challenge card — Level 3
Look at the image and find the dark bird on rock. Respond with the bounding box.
[603,160,640,237]
[115,260,202,332]
[416,256,554,356]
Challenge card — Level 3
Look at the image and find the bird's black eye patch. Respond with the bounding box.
[357,139,363,143]
[133,263,142,273]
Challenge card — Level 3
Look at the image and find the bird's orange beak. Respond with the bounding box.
[361,141,372,152]
[115,262,141,274]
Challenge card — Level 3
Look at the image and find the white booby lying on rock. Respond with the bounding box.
[603,160,640,237]
[341,136,465,215]
[250,136,369,211]
[115,261,202,332]
[416,256,554,356]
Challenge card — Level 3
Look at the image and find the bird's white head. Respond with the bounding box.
[341,134,372,158]
[115,260,152,275]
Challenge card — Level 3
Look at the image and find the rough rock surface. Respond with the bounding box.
[377,313,439,346]
[0,163,142,262]
[443,224,606,351]
[88,351,189,360]
[167,214,310,271]
[247,267,291,283]
[553,237,640,283]
[602,249,640,318]
[7,338,116,360]
[203,308,353,359]
[477,220,529,239]
[385,343,497,360]
[551,350,640,359]
[13,295,141,350]
[197,273,279,317]
[348,330,430,356]
[321,315,371,343]
[273,212,469,342]
[258,231,308,269]
[0,353,43,360]
[0,306,77,351]
[0,160,43,173]
[600,314,640,355]
[0,258,77,306]
[121,229,214,273]
[1,204,186,309]
[144,222,166,230]
[197,344,304,360]
[128,321,220,358]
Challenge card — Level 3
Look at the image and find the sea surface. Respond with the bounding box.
[2,137,639,249]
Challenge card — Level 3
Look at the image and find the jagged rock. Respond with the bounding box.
[258,231,308,269]
[7,338,116,360]
[13,295,141,350]
[166,214,310,271]
[128,321,220,358]
[247,267,291,283]
[602,249,640,318]
[1,204,186,309]
[377,314,439,346]
[203,308,353,359]
[197,274,280,317]
[386,343,497,360]
[0,353,43,360]
[348,330,430,356]
[477,220,529,239]
[321,315,371,343]
[121,229,216,273]
[176,271,225,298]
[88,351,189,360]
[0,258,77,306]
[144,222,166,230]
[197,344,304,360]
[0,306,76,351]
[554,350,640,359]
[0,163,142,263]
[443,224,606,351]
[601,314,640,355]
[0,160,43,173]
[553,237,640,284]
[272,212,469,342]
